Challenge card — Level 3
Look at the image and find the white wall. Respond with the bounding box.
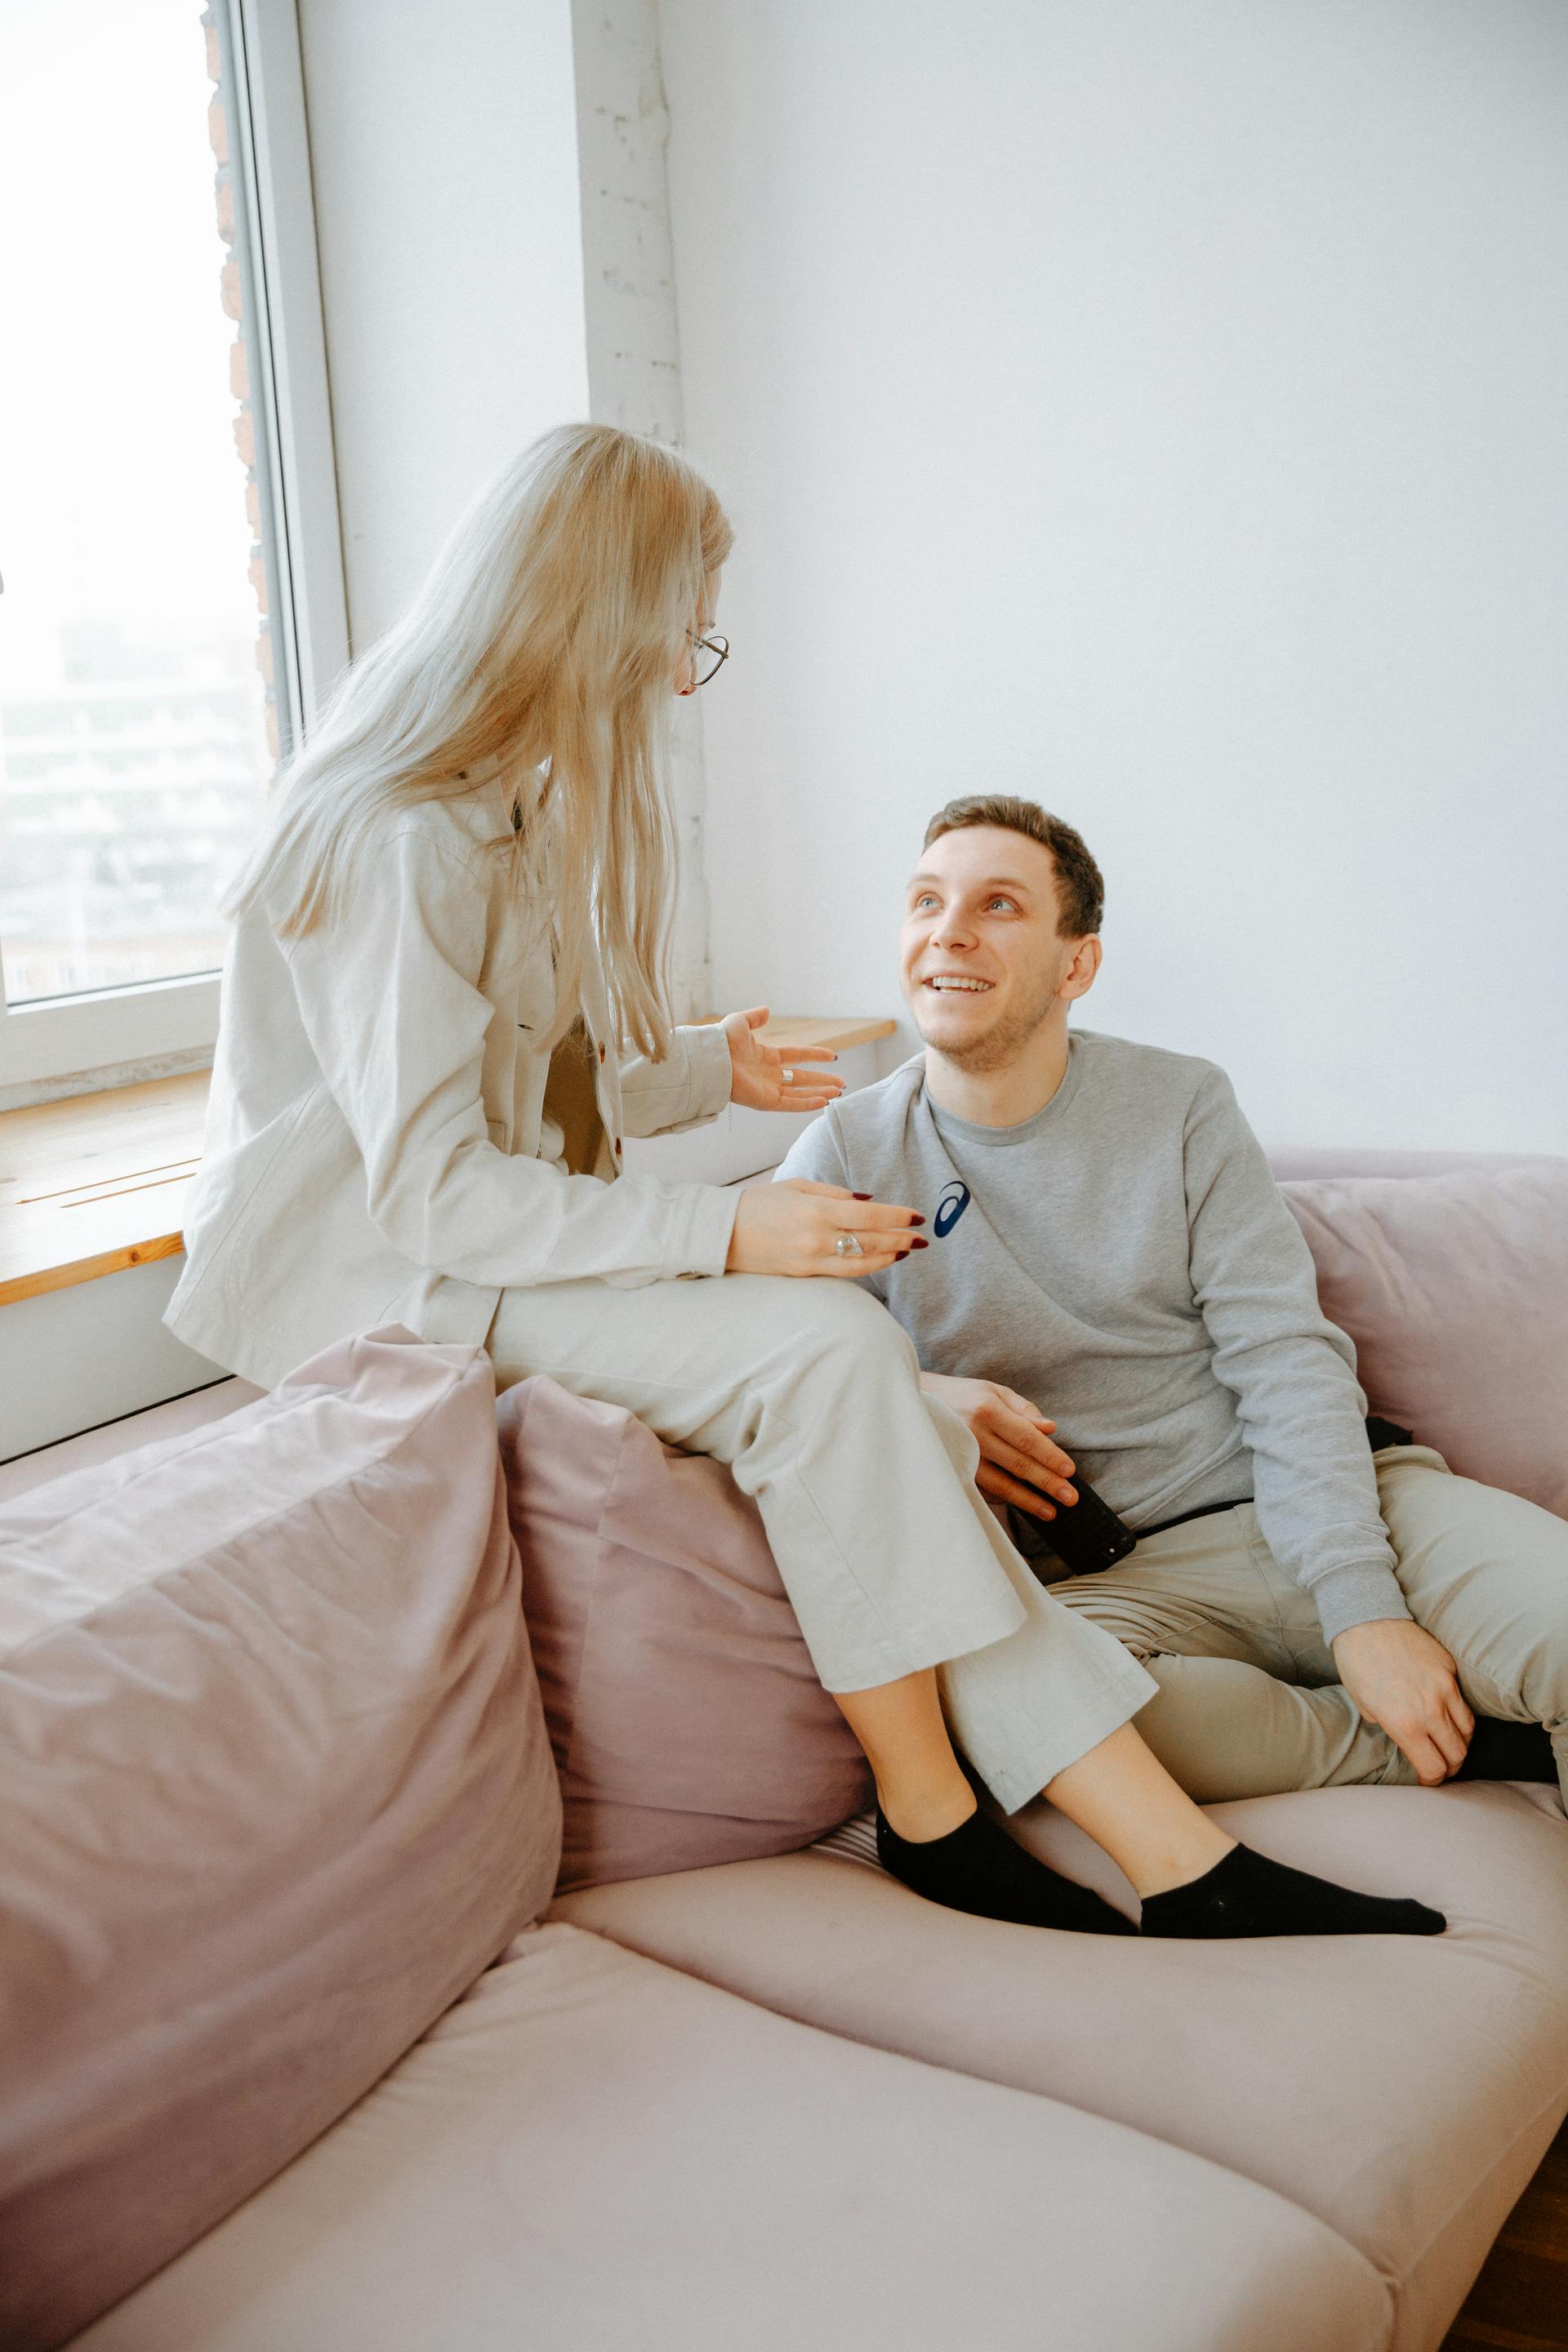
[660,0,1568,1150]
[298,0,590,648]
[569,0,714,1013]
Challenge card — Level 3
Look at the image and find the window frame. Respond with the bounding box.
[0,0,347,1097]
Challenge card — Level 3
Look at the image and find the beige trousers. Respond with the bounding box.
[1048,1446,1568,1805]
[488,1271,1155,1814]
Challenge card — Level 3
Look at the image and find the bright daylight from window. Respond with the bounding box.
[0,1,274,1008]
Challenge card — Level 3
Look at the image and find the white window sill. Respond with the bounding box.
[0,974,220,1110]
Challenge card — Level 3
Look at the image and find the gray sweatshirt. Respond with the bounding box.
[776,1031,1408,1647]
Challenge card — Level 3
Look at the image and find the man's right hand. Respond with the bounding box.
[920,1373,1079,1516]
[726,1180,925,1278]
[1330,1619,1474,1785]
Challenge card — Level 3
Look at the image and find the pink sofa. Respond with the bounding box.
[3,1150,1564,2352]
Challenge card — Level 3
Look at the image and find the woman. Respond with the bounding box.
[169,423,1441,1942]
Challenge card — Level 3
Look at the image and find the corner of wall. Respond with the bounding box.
[569,0,712,1018]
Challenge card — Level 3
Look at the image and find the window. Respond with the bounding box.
[0,0,345,1095]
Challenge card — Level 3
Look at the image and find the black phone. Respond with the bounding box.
[1010,1473,1138,1579]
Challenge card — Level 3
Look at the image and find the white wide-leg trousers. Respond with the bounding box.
[488,1270,1154,1814]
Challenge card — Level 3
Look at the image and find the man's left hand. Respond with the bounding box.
[722,1007,846,1113]
[1330,1619,1474,1784]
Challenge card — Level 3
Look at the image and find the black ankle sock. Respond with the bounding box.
[875,1805,1136,1937]
[1455,1716,1558,1783]
[1139,1842,1446,1940]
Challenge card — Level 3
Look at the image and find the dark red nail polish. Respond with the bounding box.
[896,1250,911,1261]
[910,1214,926,1226]
[909,1236,929,1249]
[853,1192,872,1201]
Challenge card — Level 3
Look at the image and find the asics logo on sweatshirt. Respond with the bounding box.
[933,1181,972,1238]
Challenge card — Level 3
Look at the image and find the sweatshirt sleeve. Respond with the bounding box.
[281,824,739,1289]
[773,1109,852,1189]
[1183,1067,1409,1646]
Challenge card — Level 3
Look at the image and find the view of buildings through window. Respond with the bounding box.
[0,2,276,1007]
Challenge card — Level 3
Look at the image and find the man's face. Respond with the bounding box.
[899,825,1085,1072]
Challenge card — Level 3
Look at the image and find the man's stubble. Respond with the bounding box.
[925,973,1064,1076]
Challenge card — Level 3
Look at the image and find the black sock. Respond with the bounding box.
[1455,1716,1559,1783]
[875,1804,1136,1936]
[1139,1842,1445,1940]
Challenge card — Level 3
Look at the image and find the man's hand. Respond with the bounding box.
[920,1374,1079,1517]
[1330,1619,1474,1784]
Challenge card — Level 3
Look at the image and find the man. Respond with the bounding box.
[777,794,1566,1805]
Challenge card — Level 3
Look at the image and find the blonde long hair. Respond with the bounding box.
[227,423,733,1061]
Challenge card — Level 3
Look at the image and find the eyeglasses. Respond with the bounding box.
[687,630,729,688]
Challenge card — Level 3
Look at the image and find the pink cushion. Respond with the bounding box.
[0,1326,562,2352]
[496,1377,872,1894]
[1279,1160,1568,1518]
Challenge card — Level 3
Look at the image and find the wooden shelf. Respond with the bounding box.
[0,1073,209,1306]
[735,1015,897,1057]
[0,1016,897,1307]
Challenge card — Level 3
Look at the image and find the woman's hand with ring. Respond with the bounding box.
[725,1181,928,1277]
[720,1006,846,1112]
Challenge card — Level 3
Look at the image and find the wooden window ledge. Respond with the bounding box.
[0,1017,894,1307]
[0,1073,211,1307]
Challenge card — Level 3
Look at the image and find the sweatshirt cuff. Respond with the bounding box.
[1313,1562,1413,1650]
[670,1180,742,1280]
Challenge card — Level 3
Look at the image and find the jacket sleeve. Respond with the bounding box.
[280,824,738,1288]
[617,1023,735,1138]
[1184,1067,1410,1647]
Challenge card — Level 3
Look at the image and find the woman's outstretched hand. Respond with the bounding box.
[726,1180,927,1277]
[721,1006,846,1113]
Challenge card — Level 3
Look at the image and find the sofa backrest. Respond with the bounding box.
[1273,1155,1568,1519]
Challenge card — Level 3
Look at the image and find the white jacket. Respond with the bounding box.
[164,773,738,1388]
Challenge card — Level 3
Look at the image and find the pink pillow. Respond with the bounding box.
[0,1327,561,2352]
[1280,1162,1568,1520]
[497,1377,872,1892]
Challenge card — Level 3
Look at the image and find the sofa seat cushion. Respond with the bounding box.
[0,1327,562,2352]
[555,1783,1568,2352]
[69,1921,1390,2352]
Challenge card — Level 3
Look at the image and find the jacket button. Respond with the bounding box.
[613,1136,622,1157]
[598,1042,607,1063]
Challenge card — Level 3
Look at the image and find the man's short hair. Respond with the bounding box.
[923,795,1104,937]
